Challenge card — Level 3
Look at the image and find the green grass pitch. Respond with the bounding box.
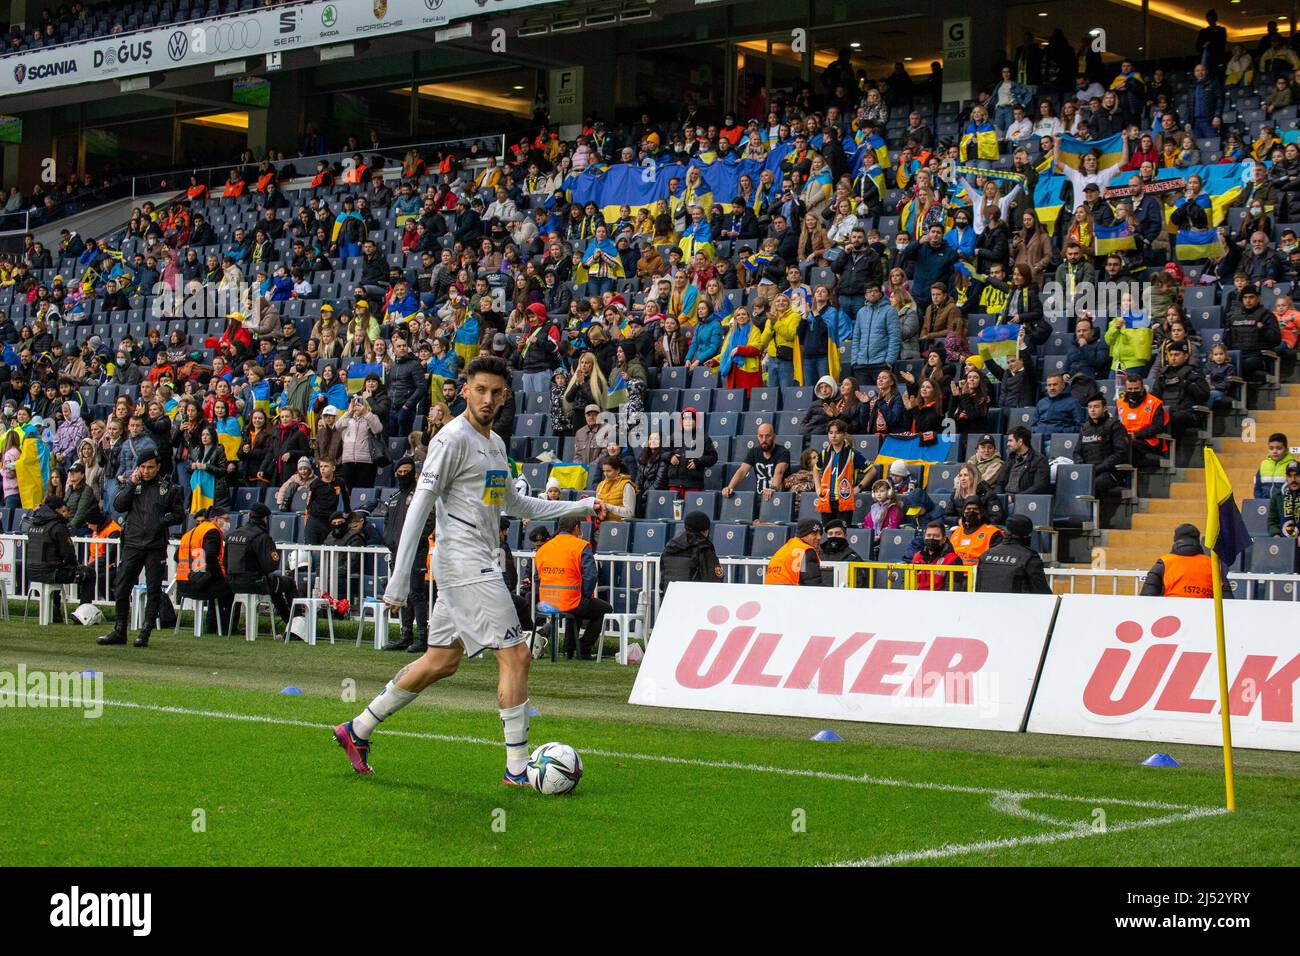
[2,620,1298,866]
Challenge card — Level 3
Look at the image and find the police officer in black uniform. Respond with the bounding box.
[375,456,436,653]
[225,502,298,633]
[973,514,1052,594]
[98,449,184,647]
[659,510,725,593]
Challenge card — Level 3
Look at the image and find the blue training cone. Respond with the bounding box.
[811,729,844,742]
[80,670,99,677]
[1142,752,1181,767]
[528,705,541,716]
[280,686,303,696]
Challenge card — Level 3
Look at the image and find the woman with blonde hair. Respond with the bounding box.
[77,437,105,500]
[1066,204,1096,258]
[562,351,609,417]
[667,270,698,325]
[799,212,830,269]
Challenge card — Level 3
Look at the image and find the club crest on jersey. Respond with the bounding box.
[482,469,508,506]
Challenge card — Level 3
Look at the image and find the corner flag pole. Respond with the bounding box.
[1203,447,1237,812]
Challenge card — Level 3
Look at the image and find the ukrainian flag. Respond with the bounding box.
[1175,227,1225,261]
[215,416,243,461]
[1205,447,1253,568]
[249,378,271,414]
[1153,163,1246,227]
[346,362,385,394]
[874,435,959,488]
[1094,221,1137,255]
[606,372,629,408]
[549,462,591,491]
[1057,132,1124,172]
[854,164,886,202]
[854,132,890,174]
[189,468,215,514]
[977,323,1021,370]
[15,428,49,509]
[1033,173,1067,233]
[959,122,999,162]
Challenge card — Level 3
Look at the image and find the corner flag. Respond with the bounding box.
[1203,447,1251,812]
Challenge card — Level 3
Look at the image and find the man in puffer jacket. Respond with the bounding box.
[848,283,899,382]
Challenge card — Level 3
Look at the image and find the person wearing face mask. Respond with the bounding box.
[974,514,1051,593]
[947,498,1003,565]
[909,520,963,591]
[1116,371,1170,471]
[817,519,867,586]
[174,505,233,634]
[375,456,437,653]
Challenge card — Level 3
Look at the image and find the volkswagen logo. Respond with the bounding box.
[13,63,25,84]
[425,0,444,9]
[167,31,188,61]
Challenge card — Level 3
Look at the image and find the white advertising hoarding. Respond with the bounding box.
[1028,594,1300,752]
[1,0,560,96]
[629,583,1058,732]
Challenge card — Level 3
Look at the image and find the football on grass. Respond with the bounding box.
[526,742,583,795]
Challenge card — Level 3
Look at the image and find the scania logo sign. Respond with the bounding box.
[12,59,76,84]
[167,31,189,61]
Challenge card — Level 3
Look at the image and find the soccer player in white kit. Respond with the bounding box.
[334,356,607,784]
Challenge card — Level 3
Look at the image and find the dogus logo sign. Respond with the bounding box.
[630,584,1058,731]
[1029,595,1300,751]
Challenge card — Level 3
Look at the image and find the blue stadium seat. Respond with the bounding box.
[644,490,678,521]
[710,523,749,557]
[719,491,757,523]
[739,412,775,434]
[844,528,874,560]
[597,521,632,554]
[760,492,795,523]
[632,521,669,554]
[707,412,739,436]
[797,491,820,522]
[350,488,377,510]
[521,463,550,491]
[270,514,300,543]
[681,388,714,413]
[713,389,744,414]
[515,415,547,438]
[748,388,782,412]
[1242,498,1271,535]
[1052,465,1096,527]
[683,491,718,518]
[659,367,689,390]
[853,435,880,459]
[1247,539,1298,574]
[750,525,790,558]
[775,411,804,434]
[650,389,680,414]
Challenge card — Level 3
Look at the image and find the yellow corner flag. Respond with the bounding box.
[1203,447,1253,812]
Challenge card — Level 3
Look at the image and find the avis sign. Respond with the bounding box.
[630,584,1057,731]
[1029,595,1300,751]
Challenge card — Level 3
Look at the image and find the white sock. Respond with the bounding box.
[352,679,418,740]
[500,700,531,776]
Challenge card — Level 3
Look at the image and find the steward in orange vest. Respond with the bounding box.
[222,170,247,198]
[1140,524,1230,599]
[533,514,610,659]
[1117,375,1169,468]
[948,499,1004,565]
[342,154,368,185]
[175,506,234,630]
[764,520,827,585]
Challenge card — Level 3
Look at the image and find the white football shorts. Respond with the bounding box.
[426,577,526,658]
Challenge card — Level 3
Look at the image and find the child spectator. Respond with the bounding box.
[1204,343,1236,411]
[1255,432,1297,498]
[862,479,903,532]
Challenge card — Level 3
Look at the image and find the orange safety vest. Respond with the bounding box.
[223,178,246,198]
[1160,552,1214,598]
[948,524,1000,565]
[765,537,816,585]
[176,521,224,581]
[424,530,437,582]
[88,520,121,562]
[1118,392,1168,451]
[535,533,588,611]
[311,170,332,188]
[815,446,858,514]
[186,185,207,201]
[342,164,367,185]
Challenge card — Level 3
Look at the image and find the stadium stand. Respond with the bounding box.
[0,28,1298,605]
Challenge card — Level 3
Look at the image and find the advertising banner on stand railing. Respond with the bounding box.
[1,0,562,97]
[1028,595,1300,752]
[629,583,1059,732]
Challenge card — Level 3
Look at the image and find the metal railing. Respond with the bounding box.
[845,561,976,592]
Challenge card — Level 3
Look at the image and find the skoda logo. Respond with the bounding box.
[13,63,25,84]
[168,31,188,61]
[321,4,338,27]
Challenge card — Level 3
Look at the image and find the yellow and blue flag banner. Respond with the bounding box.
[346,362,384,394]
[1033,172,1067,232]
[1094,221,1137,255]
[549,462,591,491]
[606,372,629,408]
[1057,132,1124,171]
[16,429,49,509]
[874,435,959,488]
[214,416,243,461]
[959,122,999,162]
[1204,447,1253,568]
[1153,163,1247,227]
[189,468,215,514]
[977,323,1021,370]
[248,378,271,414]
[1174,226,1225,261]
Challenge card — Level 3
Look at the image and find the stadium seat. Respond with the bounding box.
[707,412,739,436]
[682,388,714,413]
[720,491,757,523]
[760,492,795,523]
[684,491,718,518]
[1052,465,1096,527]
[270,514,300,543]
[713,389,744,414]
[740,412,775,434]
[747,388,781,412]
[350,488,377,510]
[632,521,669,554]
[710,522,749,557]
[597,521,632,554]
[521,462,550,491]
[775,411,804,435]
[876,531,912,564]
[645,490,678,521]
[650,389,681,414]
[1243,498,1271,535]
[797,491,820,522]
[1247,539,1298,574]
[844,528,874,560]
[750,525,790,558]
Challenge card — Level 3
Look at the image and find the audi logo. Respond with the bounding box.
[167,31,188,61]
[205,20,264,54]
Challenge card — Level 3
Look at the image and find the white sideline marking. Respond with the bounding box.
[825,806,1228,867]
[42,696,1211,813]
